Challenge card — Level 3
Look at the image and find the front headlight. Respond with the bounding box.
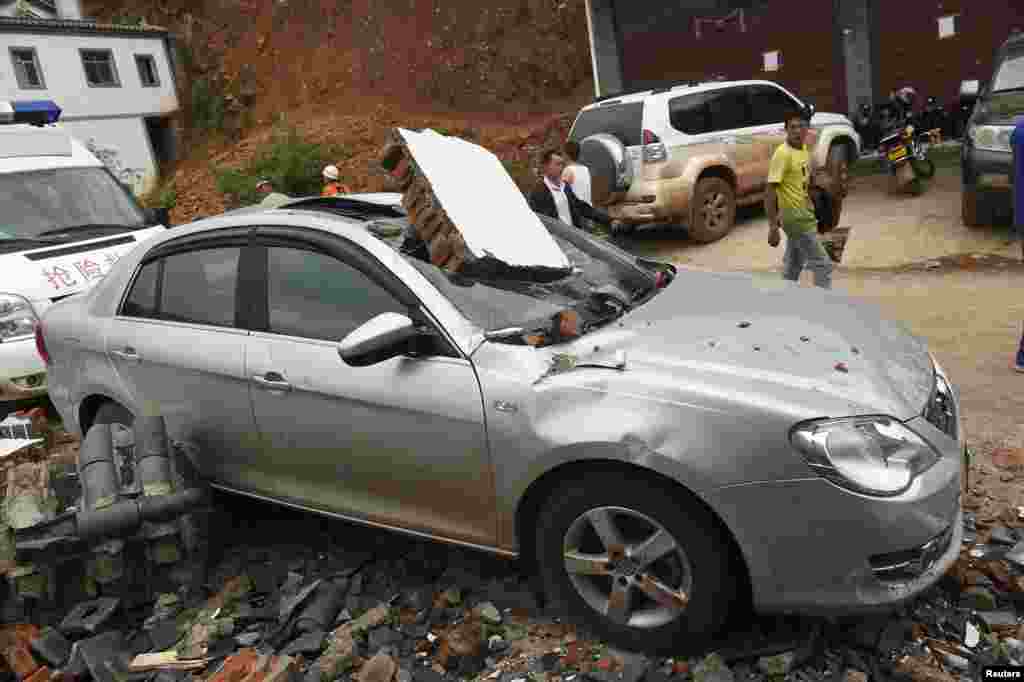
[968,124,1013,152]
[790,416,940,497]
[0,293,39,342]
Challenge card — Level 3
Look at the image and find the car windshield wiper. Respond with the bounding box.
[991,86,1024,94]
[36,223,140,238]
[0,237,63,252]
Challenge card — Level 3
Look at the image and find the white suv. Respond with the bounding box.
[568,80,861,242]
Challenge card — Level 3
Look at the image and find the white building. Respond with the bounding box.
[0,0,179,195]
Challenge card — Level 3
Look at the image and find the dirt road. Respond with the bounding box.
[619,166,1019,271]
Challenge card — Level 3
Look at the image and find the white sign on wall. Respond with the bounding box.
[938,15,958,39]
[763,50,781,72]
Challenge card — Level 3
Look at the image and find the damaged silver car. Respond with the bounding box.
[40,136,963,655]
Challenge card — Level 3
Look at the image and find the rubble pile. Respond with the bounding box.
[0,415,209,625]
[3,424,1024,682]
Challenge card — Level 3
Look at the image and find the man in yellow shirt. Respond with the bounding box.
[766,111,833,289]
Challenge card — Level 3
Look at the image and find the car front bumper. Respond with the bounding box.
[0,338,48,402]
[963,145,1014,195]
[705,417,963,615]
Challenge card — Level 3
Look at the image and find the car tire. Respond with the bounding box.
[688,177,736,244]
[579,134,632,208]
[825,143,851,230]
[534,471,741,655]
[962,187,991,228]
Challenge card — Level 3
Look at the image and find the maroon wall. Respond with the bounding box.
[617,0,1024,114]
[875,1,1024,107]
[619,2,847,113]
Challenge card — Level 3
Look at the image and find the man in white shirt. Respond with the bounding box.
[561,140,592,206]
[527,148,614,231]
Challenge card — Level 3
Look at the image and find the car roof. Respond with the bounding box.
[0,124,103,174]
[579,79,784,111]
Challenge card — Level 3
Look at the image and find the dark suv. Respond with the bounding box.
[962,32,1024,227]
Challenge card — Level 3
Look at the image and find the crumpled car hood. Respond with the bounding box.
[549,270,934,421]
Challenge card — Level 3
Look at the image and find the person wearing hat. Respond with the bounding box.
[322,165,352,197]
[256,178,293,208]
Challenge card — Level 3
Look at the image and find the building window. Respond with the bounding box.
[80,49,120,87]
[938,14,958,39]
[135,54,160,87]
[9,47,45,90]
[763,50,781,73]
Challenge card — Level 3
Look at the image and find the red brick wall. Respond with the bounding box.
[876,1,1024,109]
[619,2,847,113]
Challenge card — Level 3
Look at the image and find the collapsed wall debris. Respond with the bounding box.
[379,128,572,282]
[7,416,209,611]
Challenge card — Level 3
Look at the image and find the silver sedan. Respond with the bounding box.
[39,196,964,654]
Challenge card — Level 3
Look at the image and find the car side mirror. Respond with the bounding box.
[338,312,419,366]
[145,207,170,227]
[805,102,816,120]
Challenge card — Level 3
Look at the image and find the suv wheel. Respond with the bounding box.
[824,144,851,230]
[688,177,736,244]
[962,187,991,228]
[535,471,740,654]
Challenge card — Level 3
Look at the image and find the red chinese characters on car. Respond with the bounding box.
[74,258,103,282]
[41,252,122,292]
[41,265,78,292]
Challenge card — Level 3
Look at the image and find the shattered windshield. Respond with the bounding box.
[370,214,663,344]
[0,167,148,244]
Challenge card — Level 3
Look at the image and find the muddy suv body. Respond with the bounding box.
[568,80,861,243]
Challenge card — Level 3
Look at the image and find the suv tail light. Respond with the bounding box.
[642,129,667,163]
[34,322,50,365]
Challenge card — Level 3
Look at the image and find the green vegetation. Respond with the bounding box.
[141,183,178,210]
[191,77,227,134]
[214,126,347,207]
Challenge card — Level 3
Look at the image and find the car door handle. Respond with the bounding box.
[111,347,139,362]
[252,372,292,392]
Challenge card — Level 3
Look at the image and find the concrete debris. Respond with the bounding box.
[476,601,502,625]
[757,651,796,676]
[965,622,981,648]
[29,627,70,669]
[357,652,398,682]
[282,631,326,657]
[961,586,998,611]
[128,650,210,672]
[60,597,120,637]
[693,653,734,682]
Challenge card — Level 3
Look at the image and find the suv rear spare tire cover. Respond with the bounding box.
[579,134,633,207]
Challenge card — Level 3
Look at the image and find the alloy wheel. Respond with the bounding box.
[562,506,692,629]
[702,192,727,230]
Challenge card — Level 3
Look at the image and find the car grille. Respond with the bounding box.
[869,523,954,582]
[923,370,957,440]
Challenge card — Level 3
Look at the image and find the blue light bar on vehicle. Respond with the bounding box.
[0,100,62,125]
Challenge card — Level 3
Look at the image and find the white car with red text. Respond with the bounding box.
[0,100,167,408]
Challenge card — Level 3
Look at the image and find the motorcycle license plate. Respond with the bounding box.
[887,146,908,162]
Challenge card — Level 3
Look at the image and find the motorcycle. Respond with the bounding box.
[920,96,950,139]
[854,103,880,151]
[878,120,936,194]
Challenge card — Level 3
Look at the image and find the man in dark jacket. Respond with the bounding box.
[528,148,618,231]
